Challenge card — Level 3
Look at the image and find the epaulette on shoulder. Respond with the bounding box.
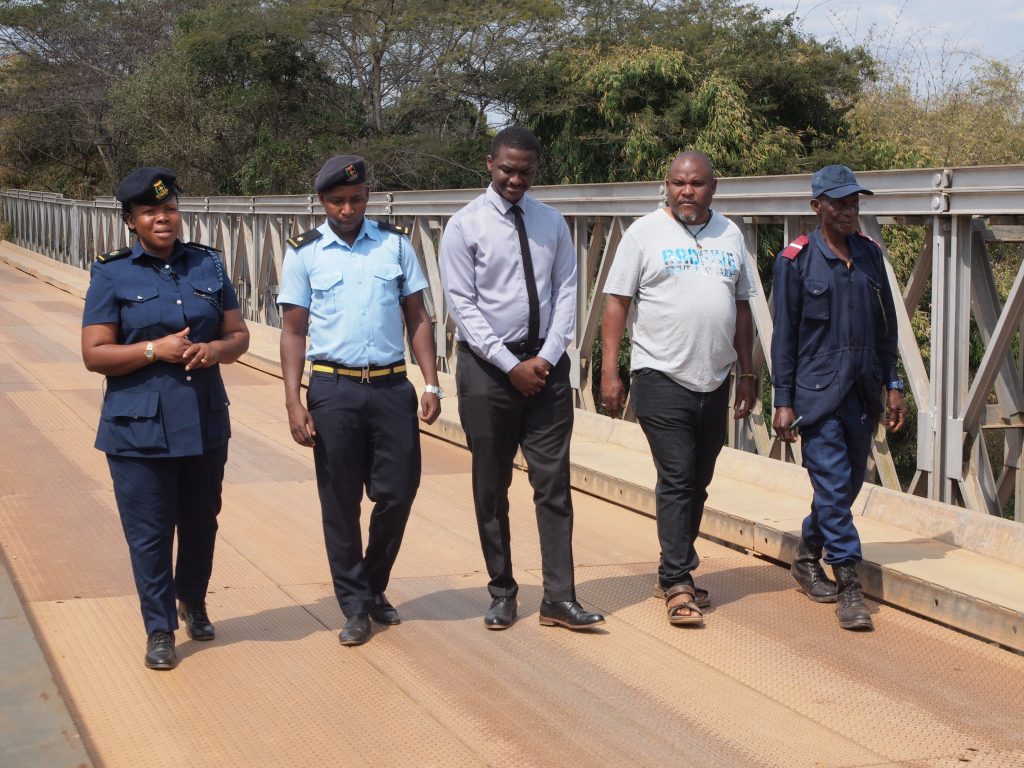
[287,229,323,250]
[855,231,882,249]
[376,220,410,237]
[185,241,221,254]
[781,235,810,260]
[96,246,132,264]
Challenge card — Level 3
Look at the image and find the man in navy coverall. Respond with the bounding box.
[770,165,906,631]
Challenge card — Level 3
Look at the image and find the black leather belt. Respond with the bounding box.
[311,360,406,383]
[457,339,545,358]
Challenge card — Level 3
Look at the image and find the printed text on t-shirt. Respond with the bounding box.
[661,248,739,277]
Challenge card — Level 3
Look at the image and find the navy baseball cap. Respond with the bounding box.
[811,165,873,199]
[115,167,178,206]
[315,155,366,192]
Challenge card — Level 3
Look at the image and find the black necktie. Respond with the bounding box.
[510,204,540,351]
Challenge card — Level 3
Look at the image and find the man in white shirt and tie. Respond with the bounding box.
[440,126,604,632]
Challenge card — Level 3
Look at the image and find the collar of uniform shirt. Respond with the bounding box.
[319,217,376,249]
[322,217,379,249]
[130,239,187,264]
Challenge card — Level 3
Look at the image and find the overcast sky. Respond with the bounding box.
[758,0,1024,92]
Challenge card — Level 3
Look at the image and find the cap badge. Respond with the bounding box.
[153,179,169,200]
[344,163,358,181]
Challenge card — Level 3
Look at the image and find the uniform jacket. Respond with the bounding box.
[770,228,899,427]
[82,240,240,457]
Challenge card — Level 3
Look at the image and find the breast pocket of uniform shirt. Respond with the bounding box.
[373,263,403,306]
[310,271,344,316]
[803,281,831,320]
[118,285,160,329]
[102,390,167,452]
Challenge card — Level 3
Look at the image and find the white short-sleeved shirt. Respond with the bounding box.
[603,209,757,392]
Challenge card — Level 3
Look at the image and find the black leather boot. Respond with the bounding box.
[790,539,838,603]
[832,562,873,631]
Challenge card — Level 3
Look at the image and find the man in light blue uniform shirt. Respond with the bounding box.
[440,126,605,632]
[278,154,442,647]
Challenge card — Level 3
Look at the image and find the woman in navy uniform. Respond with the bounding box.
[81,167,250,669]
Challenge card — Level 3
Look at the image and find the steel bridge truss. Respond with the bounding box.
[3,166,1023,519]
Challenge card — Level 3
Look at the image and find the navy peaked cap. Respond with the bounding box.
[811,165,873,199]
[315,155,367,192]
[115,167,179,206]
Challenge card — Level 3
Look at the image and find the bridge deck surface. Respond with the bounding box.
[1,258,1024,767]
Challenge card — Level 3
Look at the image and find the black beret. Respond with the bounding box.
[115,167,179,206]
[315,155,366,192]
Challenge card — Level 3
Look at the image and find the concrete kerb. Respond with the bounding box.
[3,241,1023,652]
[861,485,1024,567]
[0,549,93,767]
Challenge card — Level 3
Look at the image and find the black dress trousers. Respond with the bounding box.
[307,372,421,618]
[456,349,576,602]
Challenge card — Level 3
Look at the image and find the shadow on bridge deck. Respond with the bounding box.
[2,251,1024,767]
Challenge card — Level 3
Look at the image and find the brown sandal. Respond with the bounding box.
[653,582,710,609]
[665,584,704,626]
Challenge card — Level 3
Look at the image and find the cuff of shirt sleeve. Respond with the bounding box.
[494,349,522,375]
[773,392,794,408]
[275,294,310,309]
[537,342,564,370]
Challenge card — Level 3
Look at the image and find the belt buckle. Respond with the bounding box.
[359,365,371,383]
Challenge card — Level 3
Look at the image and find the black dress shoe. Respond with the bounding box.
[177,601,215,641]
[145,631,178,670]
[539,600,605,630]
[484,596,517,630]
[339,614,372,646]
[369,593,400,625]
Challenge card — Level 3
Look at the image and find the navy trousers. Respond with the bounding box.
[307,372,420,618]
[631,369,730,590]
[107,445,227,635]
[799,389,873,564]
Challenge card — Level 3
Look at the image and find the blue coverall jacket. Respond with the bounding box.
[770,228,900,427]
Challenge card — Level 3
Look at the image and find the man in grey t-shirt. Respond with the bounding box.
[601,150,756,627]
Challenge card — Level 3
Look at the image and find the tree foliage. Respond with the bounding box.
[11,0,1018,197]
[844,60,1024,169]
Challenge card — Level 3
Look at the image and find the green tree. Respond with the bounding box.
[0,0,190,192]
[109,1,360,195]
[845,60,1024,169]
[508,45,802,183]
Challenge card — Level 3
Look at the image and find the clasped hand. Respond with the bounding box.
[509,357,551,396]
[152,326,218,370]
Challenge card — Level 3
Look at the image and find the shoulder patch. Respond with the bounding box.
[96,246,132,263]
[781,235,810,260]
[376,220,410,237]
[855,231,882,249]
[286,229,323,250]
[184,241,221,254]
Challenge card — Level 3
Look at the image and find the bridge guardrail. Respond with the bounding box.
[3,166,1023,521]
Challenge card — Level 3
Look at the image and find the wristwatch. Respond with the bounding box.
[423,384,445,399]
[144,341,155,363]
[886,379,904,391]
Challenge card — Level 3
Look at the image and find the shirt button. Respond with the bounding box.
[164,264,170,270]
[176,299,182,305]
[186,375,192,382]
[815,384,821,389]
